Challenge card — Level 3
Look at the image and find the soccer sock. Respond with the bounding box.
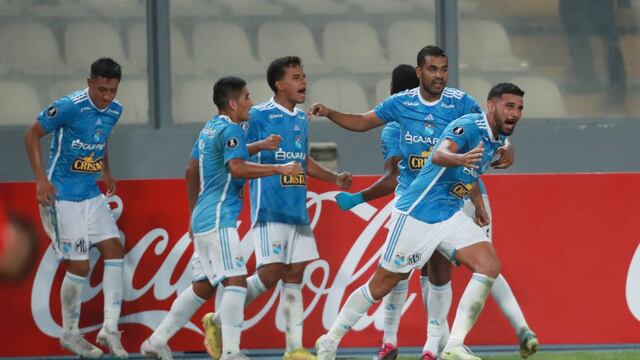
[491,274,529,332]
[423,281,452,354]
[61,272,86,334]
[151,285,206,344]
[220,286,247,355]
[281,282,304,351]
[382,279,408,346]
[445,274,495,350]
[102,259,124,332]
[212,274,266,326]
[327,283,377,341]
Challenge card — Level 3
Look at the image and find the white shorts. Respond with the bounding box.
[193,227,247,286]
[39,195,120,261]
[462,194,493,239]
[249,222,319,267]
[379,210,490,274]
[190,253,207,282]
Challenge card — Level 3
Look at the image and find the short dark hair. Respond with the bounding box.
[417,45,446,67]
[267,56,303,93]
[487,82,525,101]
[391,64,419,94]
[213,76,247,110]
[90,58,121,79]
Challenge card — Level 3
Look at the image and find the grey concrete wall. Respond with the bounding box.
[2,117,639,182]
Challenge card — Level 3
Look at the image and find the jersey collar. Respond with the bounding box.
[85,88,109,113]
[482,113,501,143]
[218,114,233,124]
[417,88,442,107]
[270,97,298,116]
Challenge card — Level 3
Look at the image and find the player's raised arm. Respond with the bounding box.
[432,139,483,169]
[468,181,490,227]
[227,158,300,179]
[307,103,384,132]
[24,122,57,206]
[306,156,352,189]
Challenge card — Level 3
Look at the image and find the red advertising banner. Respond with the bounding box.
[0,174,639,356]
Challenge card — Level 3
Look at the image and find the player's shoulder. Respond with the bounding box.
[442,87,470,101]
[389,87,421,105]
[251,100,277,114]
[452,113,484,131]
[108,99,123,114]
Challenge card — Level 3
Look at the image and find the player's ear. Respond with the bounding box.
[275,79,285,92]
[228,98,238,112]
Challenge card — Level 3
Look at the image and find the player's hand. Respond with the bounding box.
[335,192,364,211]
[307,103,331,118]
[474,206,491,227]
[103,172,117,196]
[260,134,282,151]
[36,179,57,206]
[459,142,484,169]
[278,161,302,176]
[335,172,352,190]
[491,144,514,169]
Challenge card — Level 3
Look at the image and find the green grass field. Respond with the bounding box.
[388,351,640,360]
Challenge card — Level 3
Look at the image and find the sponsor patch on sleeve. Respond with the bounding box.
[452,126,464,136]
[226,137,239,149]
[46,106,57,118]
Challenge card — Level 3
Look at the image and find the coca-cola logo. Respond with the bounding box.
[31,191,418,337]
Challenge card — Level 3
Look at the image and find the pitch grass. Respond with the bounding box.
[388,351,640,360]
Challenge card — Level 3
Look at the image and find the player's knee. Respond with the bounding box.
[475,257,501,278]
[66,261,90,277]
[98,237,124,259]
[258,264,284,288]
[192,280,215,299]
[282,263,306,283]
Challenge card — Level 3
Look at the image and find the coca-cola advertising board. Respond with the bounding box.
[0,174,639,356]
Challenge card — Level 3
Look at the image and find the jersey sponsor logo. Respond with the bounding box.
[404,131,438,145]
[463,166,480,179]
[408,150,431,170]
[269,113,283,119]
[280,173,306,187]
[81,106,92,113]
[107,108,120,115]
[71,139,106,151]
[275,149,305,161]
[452,126,465,136]
[202,127,216,137]
[46,106,57,117]
[441,102,456,109]
[71,153,103,173]
[451,182,473,199]
[226,137,239,149]
[402,101,419,106]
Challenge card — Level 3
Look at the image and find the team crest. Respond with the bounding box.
[294,136,302,149]
[235,256,245,267]
[394,252,406,267]
[272,242,283,255]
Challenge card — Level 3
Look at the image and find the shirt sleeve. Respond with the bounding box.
[221,124,249,164]
[380,123,402,160]
[443,119,476,151]
[190,139,199,160]
[245,109,261,143]
[37,97,77,133]
[373,95,399,124]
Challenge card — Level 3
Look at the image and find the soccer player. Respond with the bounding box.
[140,76,301,360]
[24,58,127,359]
[314,82,526,360]
[202,56,352,360]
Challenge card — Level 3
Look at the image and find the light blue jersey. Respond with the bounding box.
[380,122,402,160]
[395,113,506,223]
[37,89,122,201]
[375,87,481,197]
[191,115,249,234]
[247,99,309,225]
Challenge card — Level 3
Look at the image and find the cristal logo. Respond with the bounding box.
[626,241,640,321]
[31,192,417,337]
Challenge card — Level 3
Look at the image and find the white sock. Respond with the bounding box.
[61,272,86,334]
[423,281,452,354]
[151,285,206,344]
[103,259,124,332]
[281,282,304,351]
[328,283,377,341]
[491,274,529,332]
[212,274,266,326]
[220,286,247,355]
[420,275,430,310]
[445,274,495,350]
[382,279,408,346]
